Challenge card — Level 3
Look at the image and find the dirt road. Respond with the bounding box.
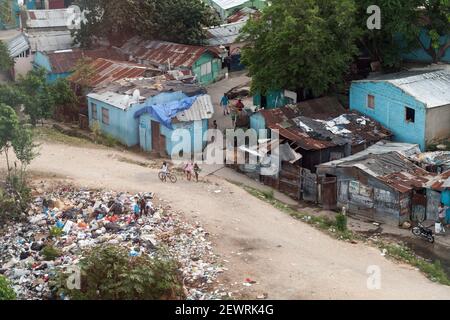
[2,139,450,299]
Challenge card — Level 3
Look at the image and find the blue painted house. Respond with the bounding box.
[33,48,127,83]
[350,69,450,151]
[87,77,214,157]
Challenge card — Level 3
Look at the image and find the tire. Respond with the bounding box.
[412,227,421,236]
[427,235,435,244]
[169,174,177,184]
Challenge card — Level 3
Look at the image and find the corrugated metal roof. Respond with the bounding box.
[120,36,222,69]
[355,69,450,109]
[258,99,391,150]
[211,0,252,10]
[45,48,128,74]
[27,30,73,52]
[227,7,258,23]
[69,58,159,88]
[321,151,435,193]
[88,76,207,110]
[206,21,246,46]
[6,33,29,57]
[26,8,72,29]
[176,94,214,121]
[318,141,421,167]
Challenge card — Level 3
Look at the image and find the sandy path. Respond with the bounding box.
[2,140,450,300]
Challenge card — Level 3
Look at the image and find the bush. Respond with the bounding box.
[54,245,184,300]
[0,275,16,300]
[335,212,348,232]
[0,174,31,223]
[49,226,64,238]
[42,245,62,261]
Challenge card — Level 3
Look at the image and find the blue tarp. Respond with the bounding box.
[134,96,199,129]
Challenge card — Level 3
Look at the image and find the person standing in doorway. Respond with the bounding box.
[220,94,230,116]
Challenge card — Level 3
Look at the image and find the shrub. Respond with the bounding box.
[49,226,64,238]
[42,245,62,261]
[335,212,348,232]
[0,275,16,300]
[54,245,184,300]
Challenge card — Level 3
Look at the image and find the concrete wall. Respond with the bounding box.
[425,104,450,145]
[350,81,427,150]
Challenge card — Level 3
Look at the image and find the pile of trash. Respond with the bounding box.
[0,187,223,300]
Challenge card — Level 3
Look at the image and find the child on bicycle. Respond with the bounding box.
[160,162,169,182]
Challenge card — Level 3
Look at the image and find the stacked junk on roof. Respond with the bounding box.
[231,97,450,226]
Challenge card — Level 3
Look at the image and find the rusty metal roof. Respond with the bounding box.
[259,99,391,151]
[69,58,160,88]
[320,151,435,193]
[46,48,128,74]
[119,37,222,69]
[428,170,450,191]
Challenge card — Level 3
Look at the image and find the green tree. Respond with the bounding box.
[73,0,217,47]
[17,68,55,126]
[240,0,361,97]
[358,0,450,68]
[73,0,136,48]
[135,0,219,44]
[0,40,13,72]
[55,245,184,300]
[50,78,79,121]
[0,84,25,110]
[0,104,19,179]
[12,126,39,180]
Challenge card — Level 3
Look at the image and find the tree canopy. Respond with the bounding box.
[0,40,13,72]
[358,0,450,67]
[240,0,361,96]
[73,0,218,47]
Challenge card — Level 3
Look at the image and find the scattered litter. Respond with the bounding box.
[0,187,224,300]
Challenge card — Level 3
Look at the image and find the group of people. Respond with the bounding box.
[220,93,245,127]
[160,161,201,182]
[131,195,155,222]
[184,162,201,182]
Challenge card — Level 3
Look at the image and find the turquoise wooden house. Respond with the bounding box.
[0,0,20,30]
[350,69,450,151]
[87,78,214,157]
[120,37,225,86]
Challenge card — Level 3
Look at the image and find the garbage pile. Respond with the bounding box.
[0,187,223,300]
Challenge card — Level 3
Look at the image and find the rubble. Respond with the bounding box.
[0,186,224,300]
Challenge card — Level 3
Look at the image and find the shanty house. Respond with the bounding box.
[24,8,76,52]
[87,77,214,156]
[427,170,450,222]
[350,69,450,151]
[206,20,247,71]
[250,97,392,171]
[317,144,435,226]
[207,0,266,20]
[119,37,225,86]
[33,48,127,82]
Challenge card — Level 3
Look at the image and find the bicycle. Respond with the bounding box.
[158,171,177,183]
